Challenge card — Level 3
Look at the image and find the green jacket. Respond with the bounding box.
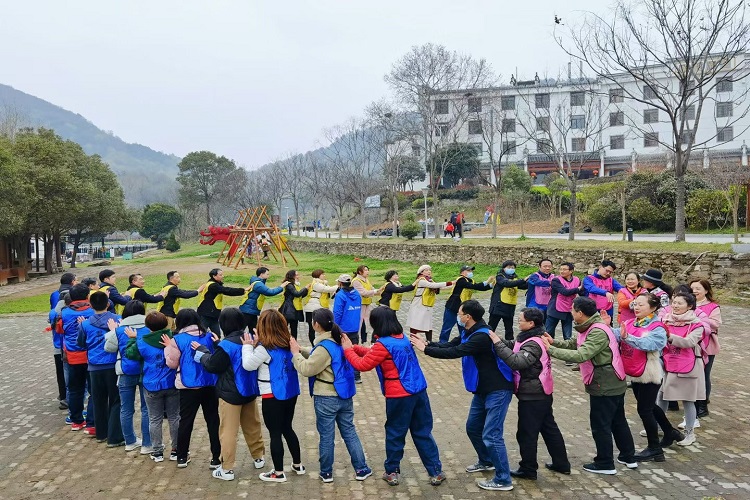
[124,328,172,361]
[547,314,626,396]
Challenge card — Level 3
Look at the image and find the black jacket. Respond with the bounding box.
[127,286,162,304]
[281,284,308,322]
[198,330,257,405]
[379,282,416,307]
[197,279,246,319]
[159,284,199,318]
[493,325,548,400]
[488,273,527,317]
[547,276,583,319]
[424,320,514,394]
[445,276,492,313]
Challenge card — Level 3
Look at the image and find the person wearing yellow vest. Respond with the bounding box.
[98,269,131,314]
[125,274,165,316]
[197,268,249,336]
[488,261,528,340]
[239,267,288,332]
[157,271,201,331]
[351,265,384,344]
[303,270,338,345]
[379,270,418,312]
[439,265,494,343]
[279,269,309,340]
[406,265,453,342]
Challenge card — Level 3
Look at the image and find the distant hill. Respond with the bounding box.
[0,83,180,206]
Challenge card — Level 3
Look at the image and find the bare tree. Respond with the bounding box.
[560,0,750,241]
[277,153,310,236]
[704,154,750,242]
[0,103,30,141]
[318,156,351,238]
[301,152,327,238]
[261,162,287,222]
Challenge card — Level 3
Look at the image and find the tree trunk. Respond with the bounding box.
[674,160,687,242]
[621,191,627,241]
[733,190,741,244]
[314,205,319,239]
[295,204,301,237]
[568,182,577,241]
[360,201,367,239]
[54,232,63,269]
[392,192,399,238]
[519,201,525,237]
[43,234,54,274]
[492,189,499,238]
[70,231,82,268]
[205,202,211,227]
[432,187,440,239]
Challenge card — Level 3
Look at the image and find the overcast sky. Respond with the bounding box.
[1,0,607,169]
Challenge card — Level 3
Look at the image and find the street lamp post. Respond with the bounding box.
[421,186,429,238]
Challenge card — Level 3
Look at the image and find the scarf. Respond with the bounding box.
[634,313,656,328]
[662,309,697,326]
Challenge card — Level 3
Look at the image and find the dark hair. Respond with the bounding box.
[81,277,97,287]
[99,269,115,282]
[128,274,140,286]
[538,258,552,266]
[689,278,715,302]
[672,284,691,297]
[284,269,297,283]
[638,293,661,311]
[501,260,516,269]
[560,262,575,271]
[520,307,544,327]
[355,265,369,276]
[69,284,90,301]
[311,269,325,279]
[660,281,674,297]
[89,291,109,311]
[218,307,245,334]
[209,268,221,279]
[145,311,169,331]
[257,309,290,349]
[122,300,146,319]
[673,292,697,310]
[175,308,205,334]
[384,270,398,281]
[572,296,598,316]
[167,271,177,281]
[460,299,485,322]
[311,308,342,344]
[601,259,617,270]
[60,272,76,285]
[256,267,269,276]
[369,307,403,338]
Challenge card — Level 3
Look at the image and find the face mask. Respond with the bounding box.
[457,316,466,328]
[466,272,474,279]
[504,268,515,276]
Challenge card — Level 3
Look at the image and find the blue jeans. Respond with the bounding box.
[313,395,368,474]
[439,308,464,343]
[466,390,513,485]
[545,315,573,340]
[384,390,442,476]
[119,374,151,447]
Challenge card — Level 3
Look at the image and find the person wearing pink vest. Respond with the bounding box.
[641,269,673,308]
[542,297,635,475]
[659,293,707,447]
[489,307,570,480]
[582,260,623,317]
[616,272,646,326]
[690,279,722,419]
[545,262,583,341]
[525,259,554,318]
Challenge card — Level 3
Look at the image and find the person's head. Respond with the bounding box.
[598,260,616,278]
[175,308,205,334]
[458,299,484,328]
[519,307,544,331]
[69,284,90,302]
[501,260,516,276]
[538,259,553,274]
[559,262,574,278]
[633,294,660,319]
[60,272,77,286]
[384,270,399,282]
[122,300,146,319]
[129,274,145,288]
[99,269,116,285]
[369,307,403,338]
[671,293,697,314]
[460,265,475,278]
[641,269,663,291]
[257,309,290,349]
[624,272,640,290]
[355,265,369,278]
[218,307,245,334]
[81,277,99,290]
[311,269,325,280]
[256,267,270,279]
[690,279,714,302]
[209,268,224,283]
[571,296,598,324]
[167,271,181,285]
[416,264,432,279]
[336,274,352,288]
[284,269,300,284]
[144,311,169,331]
[311,307,342,344]
[89,291,109,312]
[672,284,692,297]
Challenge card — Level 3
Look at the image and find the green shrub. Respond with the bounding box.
[400,211,423,240]
[587,200,622,231]
[411,197,433,209]
[165,232,181,252]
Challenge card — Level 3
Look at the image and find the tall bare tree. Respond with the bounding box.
[277,153,310,236]
[301,152,327,238]
[704,154,750,242]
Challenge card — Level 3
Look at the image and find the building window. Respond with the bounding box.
[610,135,625,150]
[717,78,733,93]
[610,111,624,126]
[644,132,659,147]
[537,139,553,154]
[471,142,483,155]
[643,86,657,100]
[501,118,516,133]
[571,115,586,129]
[681,130,694,145]
[716,101,733,118]
[717,126,734,142]
[501,95,515,111]
[435,99,449,115]
[643,108,659,124]
[609,88,624,103]
[536,116,550,132]
[571,138,586,152]
[435,122,450,136]
[570,91,585,106]
[468,120,483,135]
[682,105,695,121]
[411,144,421,157]
[468,97,482,113]
[535,93,550,109]
[502,140,517,155]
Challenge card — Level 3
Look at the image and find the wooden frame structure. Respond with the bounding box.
[217,206,298,269]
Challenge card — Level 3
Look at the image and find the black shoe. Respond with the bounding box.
[58,400,69,410]
[696,401,709,418]
[545,463,571,475]
[659,429,685,448]
[634,448,665,463]
[209,458,221,470]
[667,401,680,411]
[510,468,537,480]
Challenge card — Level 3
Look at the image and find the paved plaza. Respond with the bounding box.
[1,298,749,499]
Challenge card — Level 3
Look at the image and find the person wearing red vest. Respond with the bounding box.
[582,260,623,317]
[542,296,635,475]
[489,307,570,480]
[690,278,722,419]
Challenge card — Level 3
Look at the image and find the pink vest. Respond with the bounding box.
[696,302,720,355]
[662,322,703,374]
[554,276,580,313]
[617,288,642,324]
[577,322,626,385]
[533,272,554,306]
[620,319,665,377]
[512,336,553,395]
[588,275,613,311]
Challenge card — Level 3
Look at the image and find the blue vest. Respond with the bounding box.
[461,326,513,392]
[137,337,176,392]
[260,347,300,400]
[49,309,62,350]
[308,339,356,399]
[375,336,428,396]
[175,333,219,388]
[116,326,148,376]
[84,320,118,367]
[219,339,260,397]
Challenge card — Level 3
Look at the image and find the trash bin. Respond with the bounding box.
[627,228,634,242]
[123,252,133,260]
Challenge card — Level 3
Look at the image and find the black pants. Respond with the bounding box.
[589,394,635,468]
[200,316,221,337]
[177,386,221,461]
[54,353,66,401]
[488,314,514,340]
[631,382,674,449]
[68,363,89,424]
[344,332,361,380]
[305,312,315,345]
[516,397,569,474]
[243,313,258,332]
[90,368,124,444]
[288,320,299,340]
[360,319,368,344]
[261,396,301,471]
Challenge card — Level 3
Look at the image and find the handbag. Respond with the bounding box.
[280,299,297,322]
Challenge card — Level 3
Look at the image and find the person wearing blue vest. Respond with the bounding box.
[411,299,515,492]
[192,307,266,482]
[163,308,221,469]
[343,307,445,487]
[77,291,124,446]
[104,300,153,454]
[50,272,76,410]
[124,311,180,463]
[290,307,372,483]
[333,274,363,383]
[241,309,305,483]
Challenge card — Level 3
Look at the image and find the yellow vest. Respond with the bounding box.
[353,276,373,305]
[292,284,304,311]
[241,281,266,312]
[500,286,518,305]
[416,286,437,307]
[308,279,331,309]
[156,284,176,314]
[117,287,136,315]
[388,283,404,311]
[457,276,475,302]
[198,281,223,311]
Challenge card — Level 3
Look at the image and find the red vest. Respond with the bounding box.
[554,276,580,313]
[512,336,553,395]
[620,319,666,377]
[577,322,626,385]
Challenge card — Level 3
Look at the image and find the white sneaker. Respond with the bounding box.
[254,457,266,469]
[140,446,154,455]
[212,467,235,481]
[678,418,700,429]
[125,438,142,452]
[677,430,696,446]
[639,429,663,437]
